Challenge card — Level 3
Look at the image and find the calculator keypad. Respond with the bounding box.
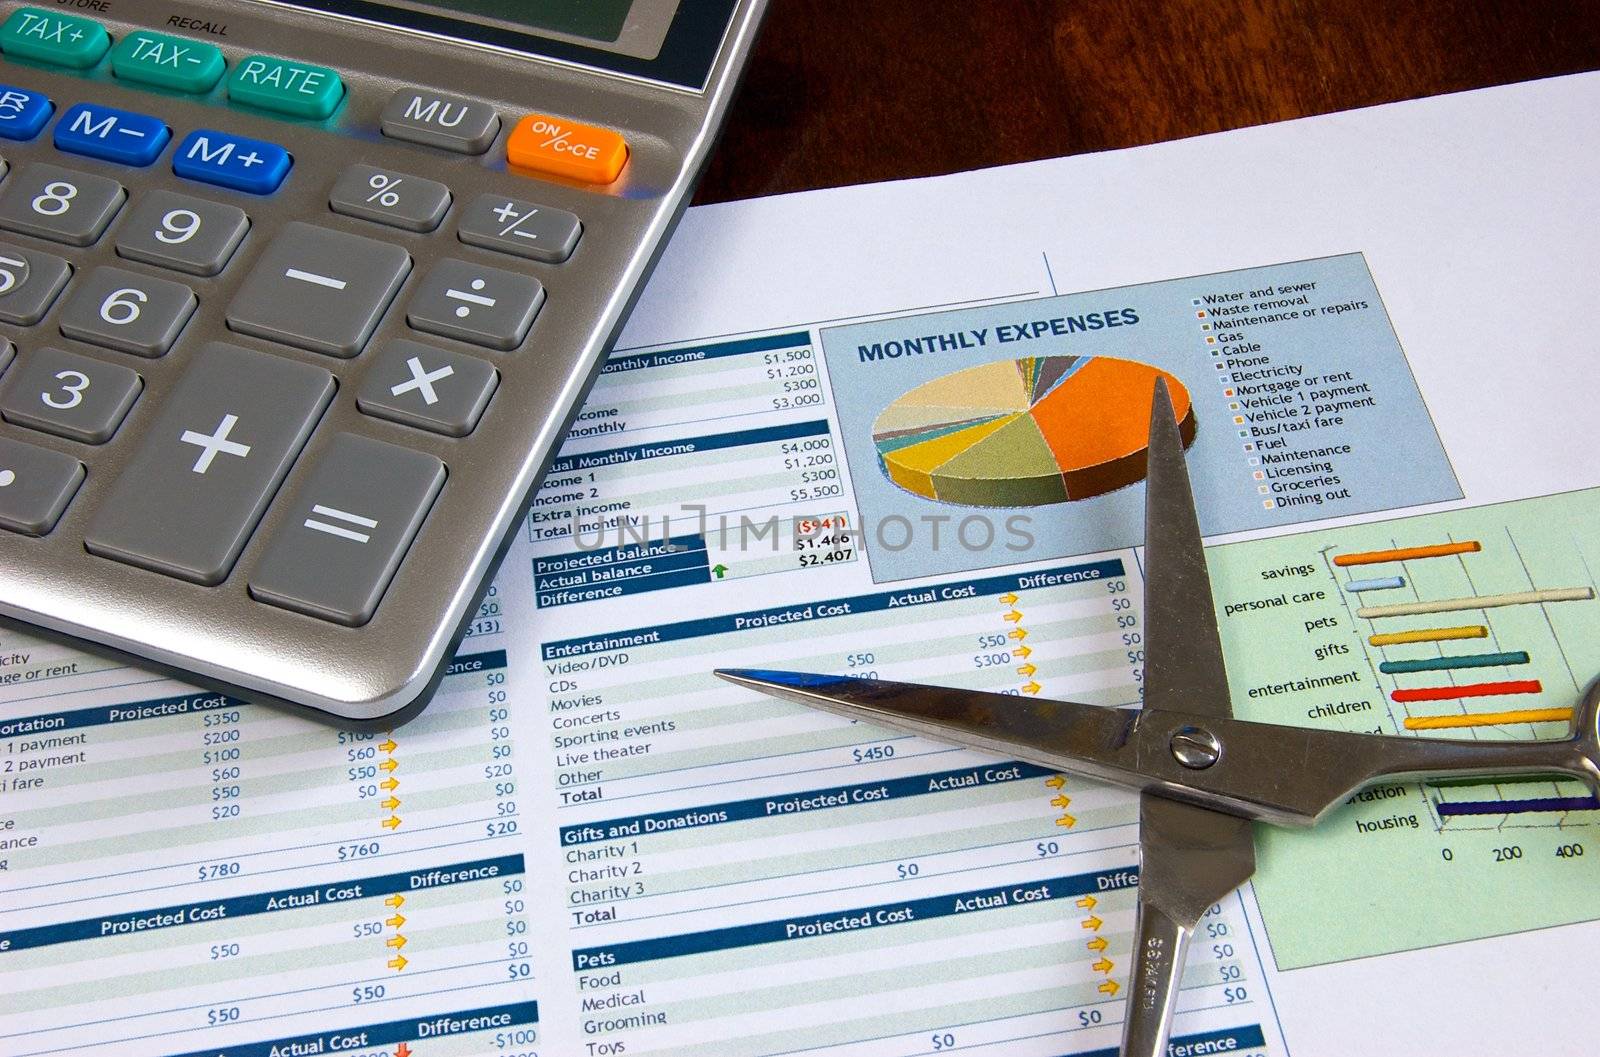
[58,265,197,356]
[227,222,411,357]
[114,190,250,276]
[0,25,625,632]
[83,343,334,584]
[0,162,124,245]
[0,241,70,323]
[407,258,543,350]
[0,345,141,443]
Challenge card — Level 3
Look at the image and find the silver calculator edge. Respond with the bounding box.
[0,0,769,728]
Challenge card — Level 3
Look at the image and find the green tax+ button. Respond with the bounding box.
[228,55,343,119]
[0,7,110,68]
[111,31,225,93]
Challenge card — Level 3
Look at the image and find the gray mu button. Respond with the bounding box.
[380,89,501,155]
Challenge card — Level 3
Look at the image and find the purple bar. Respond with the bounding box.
[1436,796,1600,817]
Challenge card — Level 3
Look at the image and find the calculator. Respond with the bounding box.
[0,0,766,727]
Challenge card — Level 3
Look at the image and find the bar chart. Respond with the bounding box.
[1210,486,1600,968]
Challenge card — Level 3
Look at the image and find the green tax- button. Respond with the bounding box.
[111,31,225,92]
[228,55,343,119]
[0,7,110,68]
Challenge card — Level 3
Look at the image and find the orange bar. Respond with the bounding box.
[1404,707,1571,730]
[1333,541,1481,567]
[508,113,628,184]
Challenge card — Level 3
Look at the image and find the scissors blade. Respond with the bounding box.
[1121,793,1257,1057]
[714,669,1148,783]
[1143,378,1233,719]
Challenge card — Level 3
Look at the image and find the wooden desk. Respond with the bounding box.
[695,0,1600,204]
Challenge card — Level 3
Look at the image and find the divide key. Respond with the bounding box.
[173,128,291,194]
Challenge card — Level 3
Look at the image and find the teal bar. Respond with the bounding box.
[1378,650,1529,675]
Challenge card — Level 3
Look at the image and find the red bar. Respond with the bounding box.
[1391,680,1542,703]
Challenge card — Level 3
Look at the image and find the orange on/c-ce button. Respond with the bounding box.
[507,113,628,184]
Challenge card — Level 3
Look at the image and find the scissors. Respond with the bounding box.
[716,379,1600,1057]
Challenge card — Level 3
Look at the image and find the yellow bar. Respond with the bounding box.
[1334,541,1481,566]
[1403,708,1572,730]
[1369,625,1487,647]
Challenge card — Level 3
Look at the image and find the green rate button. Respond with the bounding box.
[228,55,343,119]
[111,31,226,93]
[0,7,110,68]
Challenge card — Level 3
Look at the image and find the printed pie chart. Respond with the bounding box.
[870,355,1196,506]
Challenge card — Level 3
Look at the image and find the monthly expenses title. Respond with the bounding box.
[856,307,1140,362]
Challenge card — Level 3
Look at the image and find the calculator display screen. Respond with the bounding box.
[289,0,737,88]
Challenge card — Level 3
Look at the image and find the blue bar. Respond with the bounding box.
[163,1002,539,1057]
[536,545,709,591]
[0,856,524,952]
[173,128,290,193]
[602,331,811,375]
[1437,796,1599,817]
[0,83,52,140]
[1379,650,1528,675]
[534,534,706,576]
[548,419,829,475]
[572,866,1139,969]
[538,564,711,608]
[1344,575,1405,592]
[53,102,169,165]
[561,762,1054,845]
[543,557,1126,660]
[1064,1025,1266,1057]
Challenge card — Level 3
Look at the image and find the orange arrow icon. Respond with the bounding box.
[1016,663,1037,677]
[1098,979,1120,996]
[386,934,407,949]
[378,758,398,773]
[381,815,402,830]
[1045,775,1066,789]
[387,954,408,971]
[379,777,399,791]
[384,895,405,909]
[1022,680,1042,695]
[1008,628,1028,641]
[999,592,1019,605]
[1013,644,1033,659]
[1076,895,1097,910]
[378,738,398,753]
[395,1044,412,1057]
[1051,795,1071,808]
[1086,936,1109,952]
[386,914,406,929]
[1055,813,1077,828]
[1081,915,1103,931]
[381,796,401,810]
[1003,610,1023,623]
[1093,957,1115,974]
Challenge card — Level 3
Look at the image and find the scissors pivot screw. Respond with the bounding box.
[1169,726,1221,769]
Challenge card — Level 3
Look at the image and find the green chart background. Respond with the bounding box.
[1206,486,1600,969]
